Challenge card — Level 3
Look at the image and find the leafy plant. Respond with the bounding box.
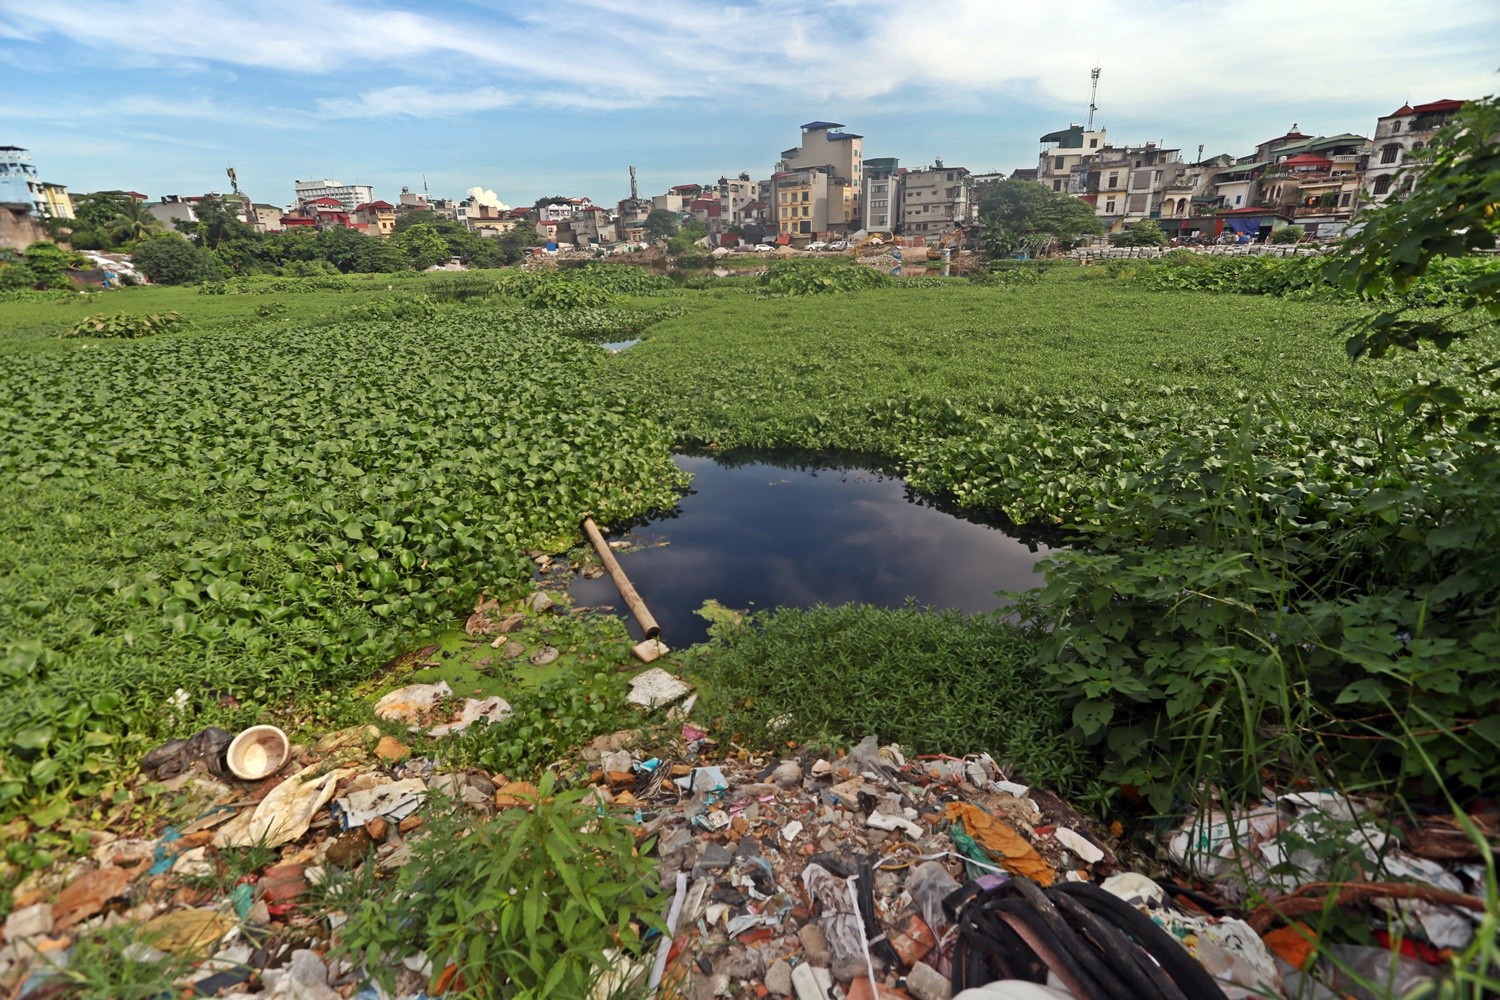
[62,311,188,339]
[336,773,662,999]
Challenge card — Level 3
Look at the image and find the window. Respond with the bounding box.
[1127,193,1147,213]
[1089,138,1098,148]
[1053,180,1062,191]
[1390,121,1401,133]
[1411,141,1425,154]
[1105,200,1116,213]
[947,172,955,181]
[1235,194,1242,205]
[1380,145,1400,164]
[1052,156,1065,170]
[801,191,809,202]
[1107,173,1118,188]
[1340,193,1352,206]
[1372,175,1392,195]
[801,206,808,217]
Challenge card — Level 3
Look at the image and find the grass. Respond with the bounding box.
[685,602,1089,792]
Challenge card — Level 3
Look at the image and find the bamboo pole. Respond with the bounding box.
[581,516,660,639]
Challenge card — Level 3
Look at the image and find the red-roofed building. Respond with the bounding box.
[1365,97,1468,206]
[353,200,396,237]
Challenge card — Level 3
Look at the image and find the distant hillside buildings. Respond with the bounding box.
[1,95,1475,252]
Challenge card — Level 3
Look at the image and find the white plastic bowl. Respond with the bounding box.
[226,725,290,780]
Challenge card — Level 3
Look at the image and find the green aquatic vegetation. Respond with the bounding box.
[759,258,892,295]
[0,312,685,817]
[63,310,187,339]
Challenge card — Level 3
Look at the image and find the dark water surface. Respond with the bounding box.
[568,451,1052,647]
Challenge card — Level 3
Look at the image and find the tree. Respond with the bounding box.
[976,180,1102,252]
[667,219,708,255]
[1327,94,1500,427]
[1112,219,1168,247]
[0,262,37,291]
[532,196,572,211]
[131,235,225,285]
[320,226,407,273]
[394,223,450,270]
[108,197,164,245]
[176,196,256,251]
[643,209,678,242]
[1271,224,1305,244]
[22,241,83,289]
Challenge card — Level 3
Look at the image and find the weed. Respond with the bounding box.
[336,774,662,999]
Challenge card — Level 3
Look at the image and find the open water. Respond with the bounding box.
[566,451,1053,647]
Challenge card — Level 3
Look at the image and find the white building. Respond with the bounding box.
[292,178,375,213]
[776,121,863,232]
[900,162,976,239]
[1363,99,1465,206]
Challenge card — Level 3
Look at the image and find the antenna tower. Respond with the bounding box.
[422,174,429,198]
[629,165,639,202]
[1086,67,1101,129]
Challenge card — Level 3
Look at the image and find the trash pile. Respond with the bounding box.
[1,657,1494,999]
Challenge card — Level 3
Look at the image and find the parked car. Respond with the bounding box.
[805,241,828,251]
[826,241,848,251]
[754,244,775,253]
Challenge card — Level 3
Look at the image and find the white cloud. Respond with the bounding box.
[3,0,1496,131]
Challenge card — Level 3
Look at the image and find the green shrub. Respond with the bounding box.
[1271,224,1305,244]
[336,773,662,999]
[0,263,38,292]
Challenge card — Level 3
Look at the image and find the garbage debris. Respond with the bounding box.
[140,727,234,781]
[626,666,693,709]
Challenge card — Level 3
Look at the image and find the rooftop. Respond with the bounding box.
[801,121,844,131]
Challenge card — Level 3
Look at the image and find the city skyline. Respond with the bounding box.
[2,0,1497,207]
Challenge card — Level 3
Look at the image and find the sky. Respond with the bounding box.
[2,0,1497,209]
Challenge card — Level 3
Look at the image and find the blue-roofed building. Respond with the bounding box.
[774,121,864,237]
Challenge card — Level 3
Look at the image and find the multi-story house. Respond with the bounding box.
[0,146,46,217]
[41,182,73,220]
[717,174,761,229]
[292,179,375,213]
[1255,132,1370,237]
[652,185,702,216]
[466,204,521,237]
[250,204,283,233]
[862,157,900,233]
[900,162,976,239]
[353,200,397,237]
[1363,99,1465,205]
[1037,124,1107,195]
[776,121,863,233]
[571,205,616,245]
[773,167,831,238]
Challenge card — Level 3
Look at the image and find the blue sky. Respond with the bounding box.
[2,0,1496,209]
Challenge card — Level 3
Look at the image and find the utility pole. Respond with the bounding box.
[1087,67,1101,130]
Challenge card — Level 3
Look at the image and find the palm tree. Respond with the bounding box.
[107,197,164,245]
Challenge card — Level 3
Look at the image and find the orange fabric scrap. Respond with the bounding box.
[943,801,1055,886]
[1262,923,1318,971]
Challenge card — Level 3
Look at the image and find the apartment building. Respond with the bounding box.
[352,200,397,237]
[862,157,900,232]
[776,121,862,233]
[292,178,375,213]
[1363,99,1464,205]
[900,162,976,238]
[773,167,831,238]
[0,146,46,217]
[1036,124,1107,195]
